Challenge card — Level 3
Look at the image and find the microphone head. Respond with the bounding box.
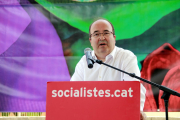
[88,64,93,68]
[84,48,92,54]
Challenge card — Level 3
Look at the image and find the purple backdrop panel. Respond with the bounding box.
[0,0,70,112]
[0,0,31,54]
[0,56,69,112]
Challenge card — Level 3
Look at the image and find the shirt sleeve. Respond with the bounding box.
[70,57,84,81]
[122,51,146,111]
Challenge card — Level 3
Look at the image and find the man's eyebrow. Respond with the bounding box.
[93,30,99,33]
[93,30,109,33]
[104,30,109,32]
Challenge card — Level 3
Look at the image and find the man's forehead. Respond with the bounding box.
[90,20,112,32]
[91,20,111,27]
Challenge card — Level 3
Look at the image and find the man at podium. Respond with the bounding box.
[71,19,147,120]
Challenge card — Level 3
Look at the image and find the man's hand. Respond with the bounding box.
[140,112,147,120]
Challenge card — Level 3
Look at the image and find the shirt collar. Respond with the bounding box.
[91,46,117,60]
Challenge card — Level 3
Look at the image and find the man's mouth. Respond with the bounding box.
[99,43,107,46]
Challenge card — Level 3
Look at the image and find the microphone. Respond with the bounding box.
[84,48,94,68]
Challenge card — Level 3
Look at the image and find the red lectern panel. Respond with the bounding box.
[46,81,140,120]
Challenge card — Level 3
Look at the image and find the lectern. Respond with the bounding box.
[46,81,140,120]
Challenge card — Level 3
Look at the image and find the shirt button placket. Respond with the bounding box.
[99,65,103,80]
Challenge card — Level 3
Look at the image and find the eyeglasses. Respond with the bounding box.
[90,31,113,38]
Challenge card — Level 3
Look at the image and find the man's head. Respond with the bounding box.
[89,19,116,60]
[89,19,115,37]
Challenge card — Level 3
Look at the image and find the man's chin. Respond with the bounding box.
[98,48,109,54]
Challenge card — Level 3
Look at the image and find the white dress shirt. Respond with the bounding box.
[71,46,146,111]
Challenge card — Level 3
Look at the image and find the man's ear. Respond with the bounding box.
[89,37,93,46]
[114,35,116,43]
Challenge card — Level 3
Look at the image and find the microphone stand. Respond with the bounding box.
[89,58,180,120]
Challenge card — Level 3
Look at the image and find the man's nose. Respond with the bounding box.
[99,33,105,40]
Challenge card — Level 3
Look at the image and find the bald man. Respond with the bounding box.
[71,19,147,120]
